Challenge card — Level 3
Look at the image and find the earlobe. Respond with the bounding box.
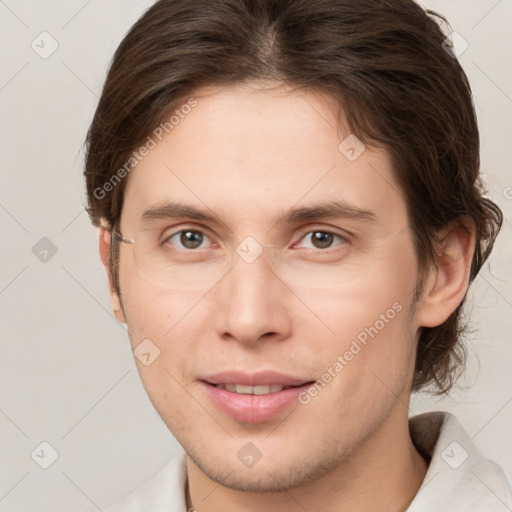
[416,218,476,328]
[98,223,126,324]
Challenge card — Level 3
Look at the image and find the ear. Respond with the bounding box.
[99,223,126,324]
[416,217,476,327]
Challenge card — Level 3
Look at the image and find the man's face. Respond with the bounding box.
[115,82,423,492]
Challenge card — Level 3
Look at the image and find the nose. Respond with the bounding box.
[213,251,293,347]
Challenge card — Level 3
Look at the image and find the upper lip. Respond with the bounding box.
[202,370,314,387]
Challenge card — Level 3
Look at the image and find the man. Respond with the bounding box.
[84,0,511,510]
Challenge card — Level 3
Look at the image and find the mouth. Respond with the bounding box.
[200,375,316,424]
[206,382,309,395]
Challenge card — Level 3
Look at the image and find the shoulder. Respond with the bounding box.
[408,411,512,511]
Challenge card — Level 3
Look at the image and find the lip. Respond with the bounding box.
[201,370,312,387]
[200,371,315,424]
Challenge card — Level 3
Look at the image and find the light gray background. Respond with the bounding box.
[0,1,510,510]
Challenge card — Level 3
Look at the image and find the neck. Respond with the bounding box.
[186,404,428,512]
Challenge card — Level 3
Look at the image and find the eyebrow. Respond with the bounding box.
[139,200,377,230]
[140,201,227,230]
[276,201,377,225]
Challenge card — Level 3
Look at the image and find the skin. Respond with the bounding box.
[99,81,475,511]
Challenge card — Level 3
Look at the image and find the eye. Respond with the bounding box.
[297,231,345,250]
[166,229,211,250]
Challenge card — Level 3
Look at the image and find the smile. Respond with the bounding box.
[213,383,296,394]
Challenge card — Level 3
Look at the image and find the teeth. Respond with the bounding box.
[215,383,286,394]
[236,384,253,394]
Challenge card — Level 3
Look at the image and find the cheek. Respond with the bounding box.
[296,294,415,434]
[118,249,204,340]
[297,237,418,392]
[119,279,209,421]
[311,289,412,383]
[303,245,417,347]
[118,264,209,387]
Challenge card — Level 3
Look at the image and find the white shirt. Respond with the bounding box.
[105,411,512,511]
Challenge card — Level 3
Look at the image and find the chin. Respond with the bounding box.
[187,446,341,494]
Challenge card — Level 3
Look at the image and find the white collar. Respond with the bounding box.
[407,411,511,511]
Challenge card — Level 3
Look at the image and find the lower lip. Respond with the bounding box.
[201,381,313,424]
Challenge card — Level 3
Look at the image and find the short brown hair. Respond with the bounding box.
[84,0,502,394]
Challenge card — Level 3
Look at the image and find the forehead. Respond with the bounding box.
[121,82,406,229]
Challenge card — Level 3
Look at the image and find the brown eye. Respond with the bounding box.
[164,229,209,250]
[298,231,345,250]
[180,230,204,249]
[311,232,334,249]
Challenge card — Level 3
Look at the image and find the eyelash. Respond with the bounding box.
[162,226,348,252]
